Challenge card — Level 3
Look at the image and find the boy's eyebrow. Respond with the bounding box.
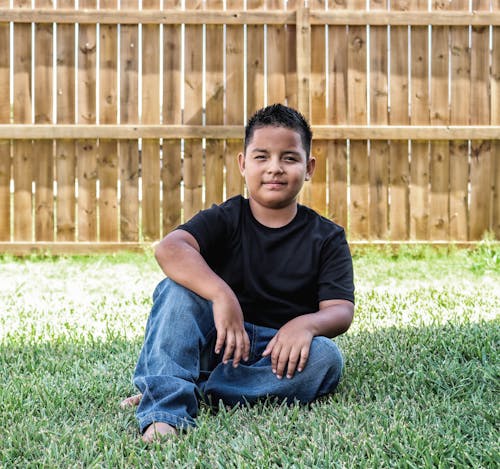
[250,148,302,155]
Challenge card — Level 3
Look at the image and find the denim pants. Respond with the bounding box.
[133,278,344,432]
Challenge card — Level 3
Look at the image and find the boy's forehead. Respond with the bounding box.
[247,126,304,151]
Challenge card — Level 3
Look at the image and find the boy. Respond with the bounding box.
[125,104,355,442]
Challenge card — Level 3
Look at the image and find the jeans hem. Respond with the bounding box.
[138,411,196,433]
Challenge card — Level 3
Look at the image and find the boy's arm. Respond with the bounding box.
[262,299,354,379]
[155,229,250,366]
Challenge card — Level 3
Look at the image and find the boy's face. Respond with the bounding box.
[238,126,315,210]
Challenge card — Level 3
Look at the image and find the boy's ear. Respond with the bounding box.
[238,152,246,175]
[305,156,316,181]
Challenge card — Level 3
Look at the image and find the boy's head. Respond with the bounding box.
[244,104,313,159]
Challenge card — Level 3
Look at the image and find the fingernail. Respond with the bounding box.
[277,375,282,380]
[287,374,292,379]
[272,369,276,374]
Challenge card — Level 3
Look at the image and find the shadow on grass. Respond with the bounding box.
[1,319,498,466]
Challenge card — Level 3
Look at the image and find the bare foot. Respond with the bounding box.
[119,393,142,409]
[142,422,178,442]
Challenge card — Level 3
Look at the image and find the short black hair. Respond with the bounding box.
[244,104,313,158]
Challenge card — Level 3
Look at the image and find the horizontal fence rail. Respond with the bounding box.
[0,1,499,254]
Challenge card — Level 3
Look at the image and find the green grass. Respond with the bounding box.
[1,245,499,468]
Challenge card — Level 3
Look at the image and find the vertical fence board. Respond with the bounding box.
[430,2,450,240]
[0,1,11,241]
[142,0,161,240]
[267,0,286,105]
[205,0,224,207]
[389,1,409,240]
[409,0,429,240]
[13,0,33,241]
[449,0,470,241]
[34,0,54,241]
[56,0,76,241]
[347,0,368,239]
[285,0,298,108]
[493,1,500,238]
[184,0,203,221]
[327,0,348,229]
[162,0,182,235]
[247,0,265,117]
[99,0,119,241]
[77,0,97,241]
[369,0,388,239]
[469,0,492,240]
[225,0,245,199]
[118,0,139,241]
[310,0,326,215]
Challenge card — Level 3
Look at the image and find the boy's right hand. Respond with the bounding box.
[212,292,250,367]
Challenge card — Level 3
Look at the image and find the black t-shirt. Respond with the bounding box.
[178,195,354,330]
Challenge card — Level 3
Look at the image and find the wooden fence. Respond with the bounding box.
[0,1,499,253]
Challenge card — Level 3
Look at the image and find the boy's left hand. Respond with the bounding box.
[262,316,314,379]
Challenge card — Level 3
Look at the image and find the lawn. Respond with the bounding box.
[1,244,499,468]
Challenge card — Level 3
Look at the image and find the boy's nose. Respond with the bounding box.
[267,158,284,174]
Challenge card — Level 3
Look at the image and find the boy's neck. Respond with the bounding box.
[248,198,298,228]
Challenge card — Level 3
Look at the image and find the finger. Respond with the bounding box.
[215,328,226,355]
[222,331,236,364]
[275,345,291,379]
[286,349,300,379]
[297,346,310,373]
[270,342,282,374]
[262,335,277,357]
[232,332,244,368]
[243,330,251,362]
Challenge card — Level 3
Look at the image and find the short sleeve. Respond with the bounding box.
[318,229,355,304]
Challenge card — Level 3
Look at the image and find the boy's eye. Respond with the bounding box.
[284,155,298,162]
[254,154,267,160]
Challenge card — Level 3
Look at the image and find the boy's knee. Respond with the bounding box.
[309,337,344,394]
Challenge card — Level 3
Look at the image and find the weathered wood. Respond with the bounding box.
[162,0,182,235]
[3,8,500,26]
[141,0,161,241]
[1,124,499,140]
[98,0,119,241]
[327,0,348,229]
[183,0,203,221]
[205,0,224,208]
[493,1,500,238]
[225,0,245,199]
[285,0,298,108]
[347,0,368,239]
[13,0,33,241]
[247,0,265,117]
[309,0,326,215]
[119,0,139,242]
[449,0,469,241]
[34,0,54,242]
[469,0,491,240]
[389,1,410,240]
[429,3,450,241]
[266,0,286,105]
[369,0,388,239]
[56,1,76,242]
[77,0,97,241]
[296,2,311,121]
[402,3,428,240]
[0,0,11,241]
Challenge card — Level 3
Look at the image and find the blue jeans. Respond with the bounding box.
[133,279,344,432]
